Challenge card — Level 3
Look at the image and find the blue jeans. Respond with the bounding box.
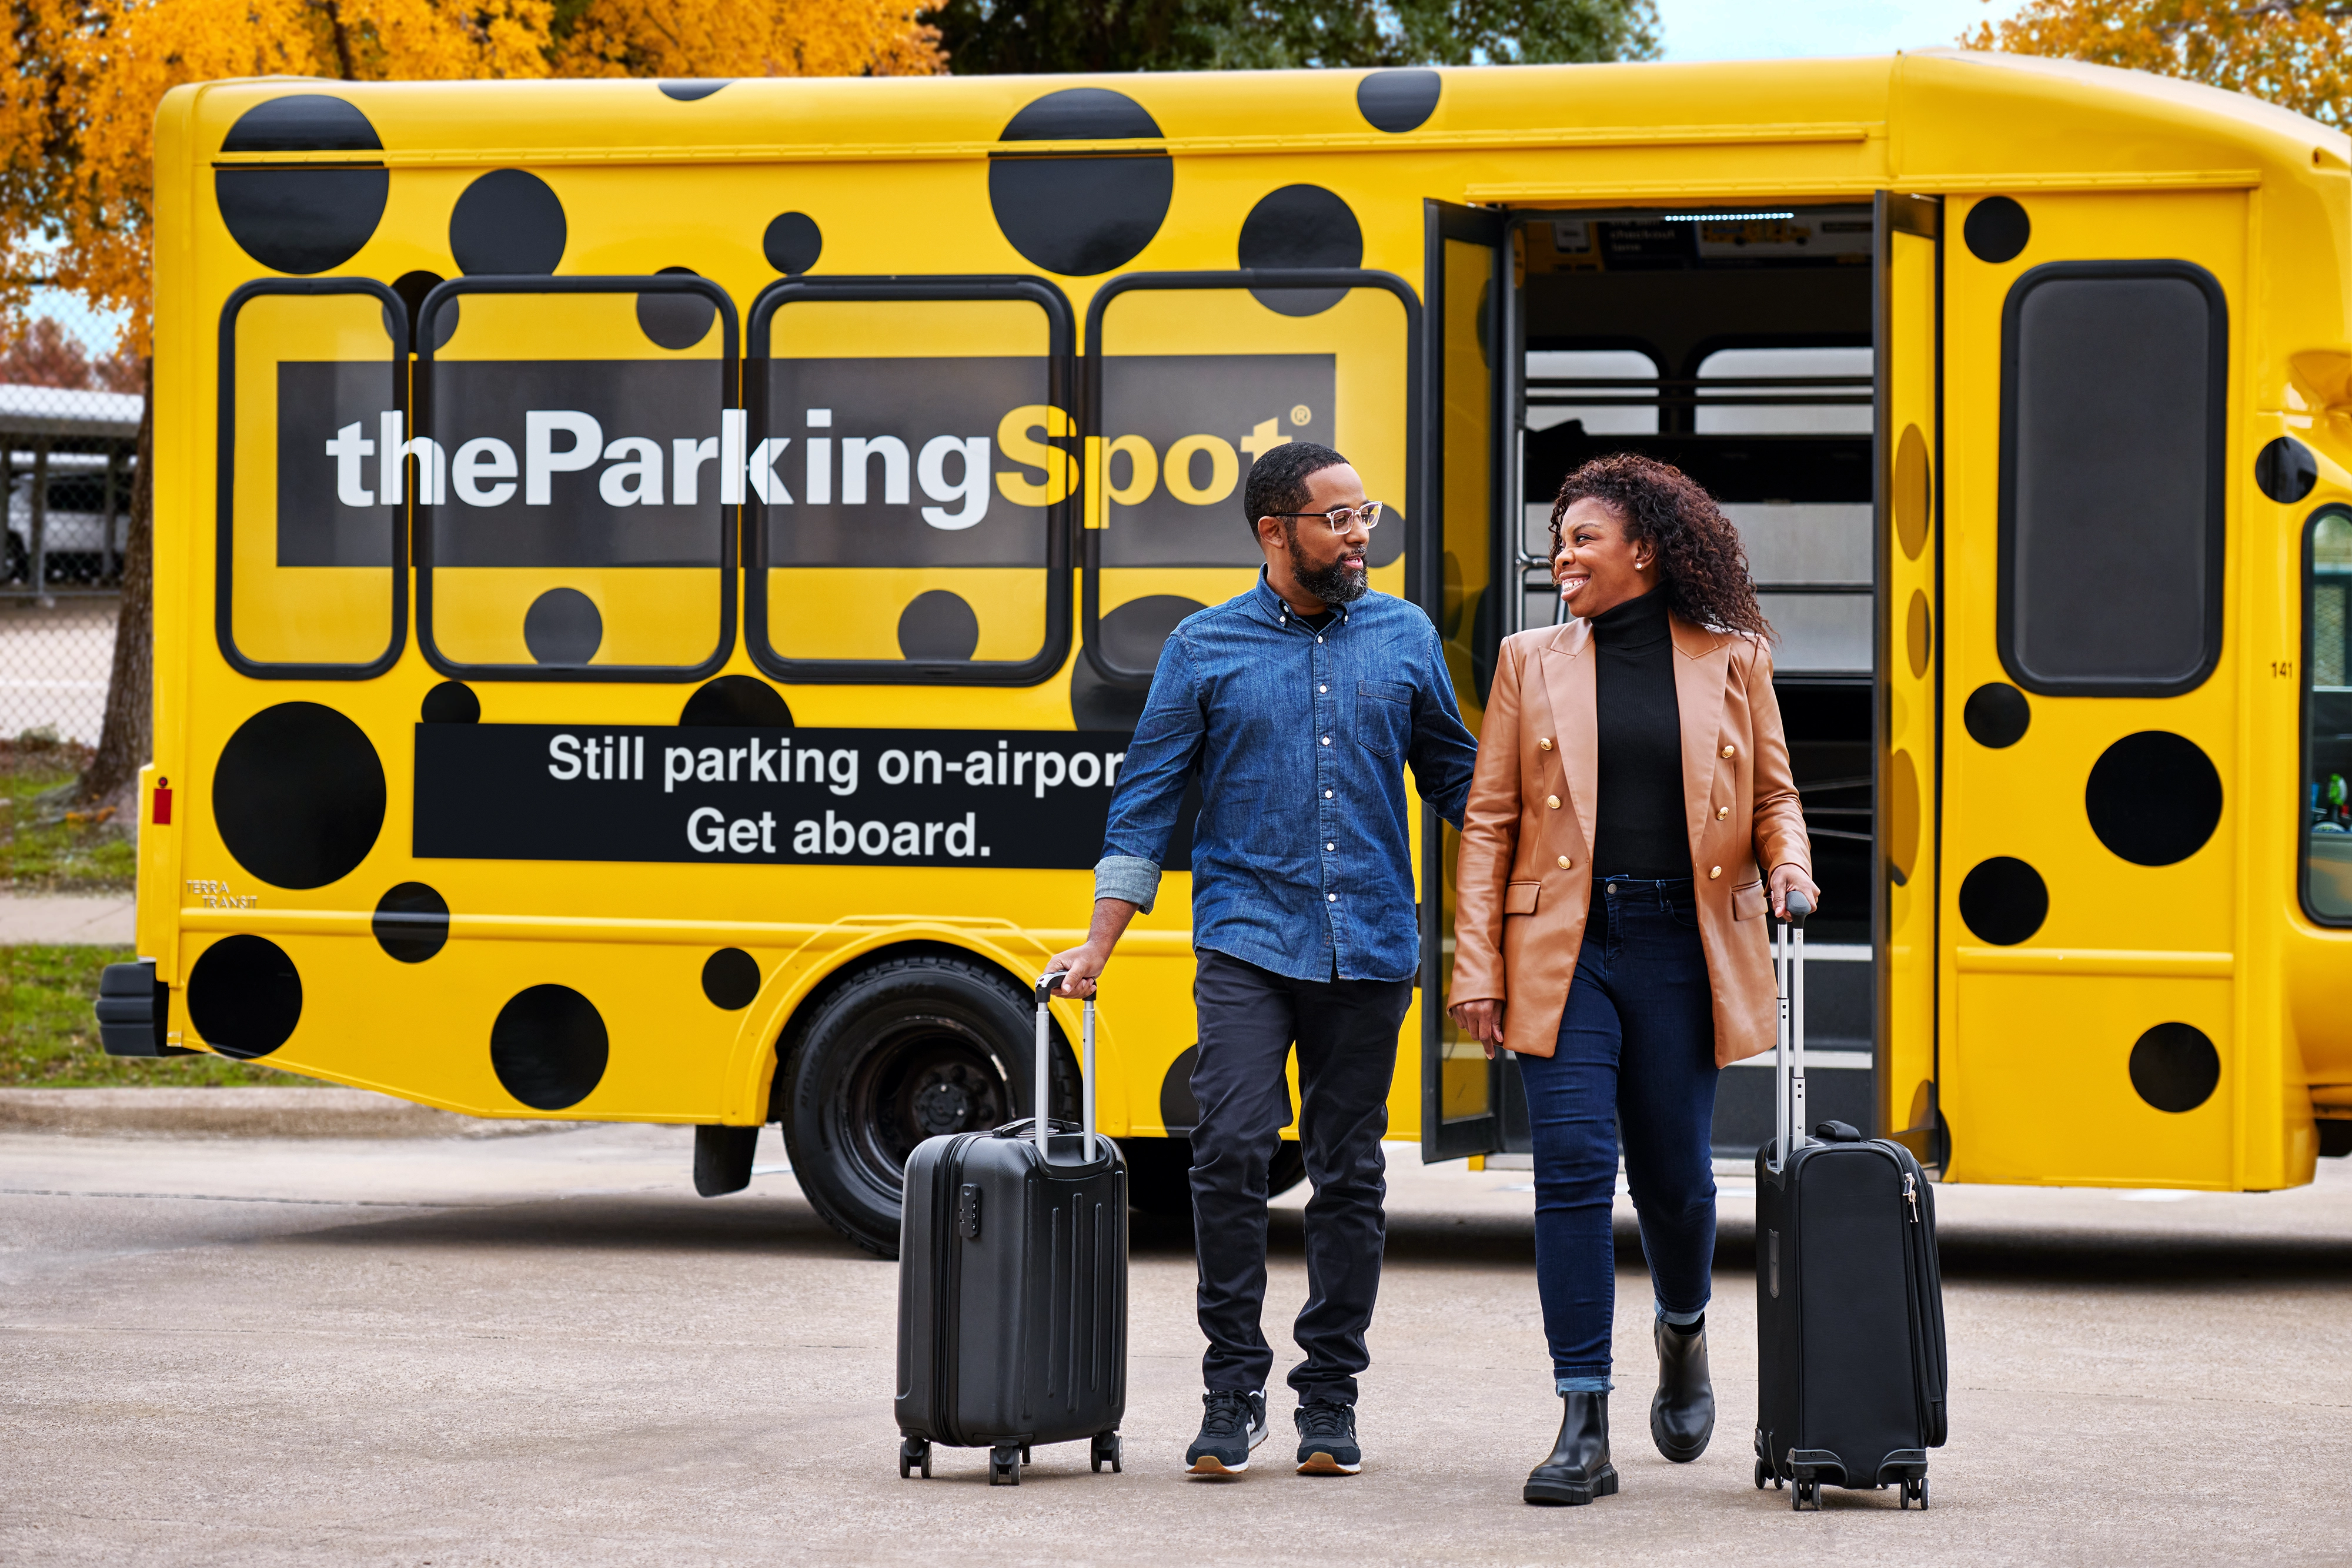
[1516,874,1720,1392]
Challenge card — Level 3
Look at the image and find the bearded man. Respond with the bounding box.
[1045,440,1476,1478]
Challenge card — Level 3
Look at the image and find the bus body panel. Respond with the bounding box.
[140,51,2352,1195]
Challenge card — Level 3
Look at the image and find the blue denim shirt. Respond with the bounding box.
[1094,571,1478,983]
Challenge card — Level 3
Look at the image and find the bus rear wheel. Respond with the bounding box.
[780,952,1077,1258]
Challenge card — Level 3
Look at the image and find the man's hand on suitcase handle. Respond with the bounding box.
[1043,897,1140,1000]
[1770,862,1820,924]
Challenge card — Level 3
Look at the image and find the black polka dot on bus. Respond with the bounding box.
[1963,196,2030,264]
[637,266,715,352]
[681,675,793,727]
[898,590,980,661]
[990,88,1173,276]
[660,80,730,102]
[215,95,387,275]
[2129,1021,2220,1114]
[523,587,603,665]
[213,701,386,889]
[1963,682,2030,748]
[1161,1046,1202,1135]
[2255,435,2318,503]
[1100,594,1205,674]
[490,984,609,1111]
[186,934,303,1059]
[372,882,451,964]
[450,169,567,276]
[1957,855,2047,946]
[2085,730,2222,866]
[1357,69,1441,133]
[763,212,823,275]
[387,270,459,352]
[1240,185,1362,317]
[702,948,761,1010]
[421,680,479,724]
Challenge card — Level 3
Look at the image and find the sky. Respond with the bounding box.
[1653,0,2029,62]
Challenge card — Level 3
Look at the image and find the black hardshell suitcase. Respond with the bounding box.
[894,974,1127,1485]
[1753,892,1949,1510]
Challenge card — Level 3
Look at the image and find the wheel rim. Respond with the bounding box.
[833,1007,1013,1205]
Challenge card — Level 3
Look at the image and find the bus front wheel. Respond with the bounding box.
[780,951,1078,1258]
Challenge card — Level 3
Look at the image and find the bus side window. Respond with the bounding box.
[1997,262,2227,696]
[2306,506,2352,923]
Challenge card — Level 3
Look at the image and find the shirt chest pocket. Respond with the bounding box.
[1354,680,1413,756]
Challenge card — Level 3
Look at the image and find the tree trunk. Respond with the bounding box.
[78,355,152,810]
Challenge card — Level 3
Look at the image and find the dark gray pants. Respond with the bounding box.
[1190,948,1412,1406]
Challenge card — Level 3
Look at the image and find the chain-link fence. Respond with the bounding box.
[0,296,139,746]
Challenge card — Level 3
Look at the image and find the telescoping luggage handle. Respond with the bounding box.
[1768,889,1812,1176]
[1035,973,1097,1164]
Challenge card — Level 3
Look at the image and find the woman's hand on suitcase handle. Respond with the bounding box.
[1043,898,1141,999]
[1769,862,1820,922]
[1448,997,1505,1058]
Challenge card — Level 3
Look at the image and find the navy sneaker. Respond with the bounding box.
[1295,1400,1361,1475]
[1187,1390,1268,1475]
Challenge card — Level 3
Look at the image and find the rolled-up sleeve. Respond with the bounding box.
[1092,629,1207,915]
[1408,624,1478,829]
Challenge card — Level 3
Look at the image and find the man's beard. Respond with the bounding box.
[1287,528,1369,606]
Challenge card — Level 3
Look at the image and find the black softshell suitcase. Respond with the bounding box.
[1753,893,1949,1510]
[894,974,1127,1485]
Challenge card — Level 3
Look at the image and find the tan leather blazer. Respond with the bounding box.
[1448,614,1810,1066]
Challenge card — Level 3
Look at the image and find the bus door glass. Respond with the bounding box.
[1083,268,1419,1142]
[415,278,738,680]
[1939,192,2241,1188]
[747,280,1074,684]
[219,280,408,675]
[1423,203,1505,1160]
[1877,194,1942,1166]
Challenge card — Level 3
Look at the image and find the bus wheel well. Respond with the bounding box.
[768,941,1081,1257]
[765,939,1040,1122]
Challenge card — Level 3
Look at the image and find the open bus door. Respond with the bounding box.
[1421,200,1509,1161]
[1879,193,1943,1168]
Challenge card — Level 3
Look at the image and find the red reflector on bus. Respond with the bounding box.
[152,780,171,826]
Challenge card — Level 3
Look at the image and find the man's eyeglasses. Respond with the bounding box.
[1267,502,1384,533]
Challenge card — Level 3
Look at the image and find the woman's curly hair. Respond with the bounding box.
[1549,453,1772,640]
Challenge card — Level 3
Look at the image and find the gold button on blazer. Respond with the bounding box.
[1446,614,1811,1066]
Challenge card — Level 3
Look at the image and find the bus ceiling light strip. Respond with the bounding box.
[1659,210,1796,222]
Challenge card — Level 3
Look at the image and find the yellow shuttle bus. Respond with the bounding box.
[109,50,2352,1252]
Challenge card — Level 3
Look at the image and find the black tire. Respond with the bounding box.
[1124,1135,1308,1219]
[780,951,1079,1257]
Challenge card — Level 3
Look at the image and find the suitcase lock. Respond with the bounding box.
[957,1182,983,1240]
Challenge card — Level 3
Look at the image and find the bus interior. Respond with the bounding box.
[1501,203,1880,1157]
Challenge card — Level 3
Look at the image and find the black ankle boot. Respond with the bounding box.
[1649,1318,1715,1462]
[1524,1392,1619,1506]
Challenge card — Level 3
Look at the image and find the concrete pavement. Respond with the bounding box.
[2,1125,2348,1566]
[0,891,133,944]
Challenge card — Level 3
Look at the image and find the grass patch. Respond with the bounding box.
[0,943,303,1086]
[0,733,135,892]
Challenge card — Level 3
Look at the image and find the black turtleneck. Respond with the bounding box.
[1589,586,1688,880]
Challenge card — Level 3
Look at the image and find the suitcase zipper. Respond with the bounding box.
[931,1132,977,1448]
[1904,1171,1918,1223]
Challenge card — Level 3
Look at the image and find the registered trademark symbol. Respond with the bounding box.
[1291,404,1311,426]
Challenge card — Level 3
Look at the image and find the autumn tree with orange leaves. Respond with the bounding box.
[1964,0,2352,129]
[0,0,940,805]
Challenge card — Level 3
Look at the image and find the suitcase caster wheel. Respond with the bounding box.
[1793,1480,1819,1512]
[990,1445,1021,1486]
[1753,1458,1767,1490]
[1903,1476,1927,1510]
[900,1437,931,1479]
[1020,1446,1032,1465]
[1091,1432,1122,1473]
